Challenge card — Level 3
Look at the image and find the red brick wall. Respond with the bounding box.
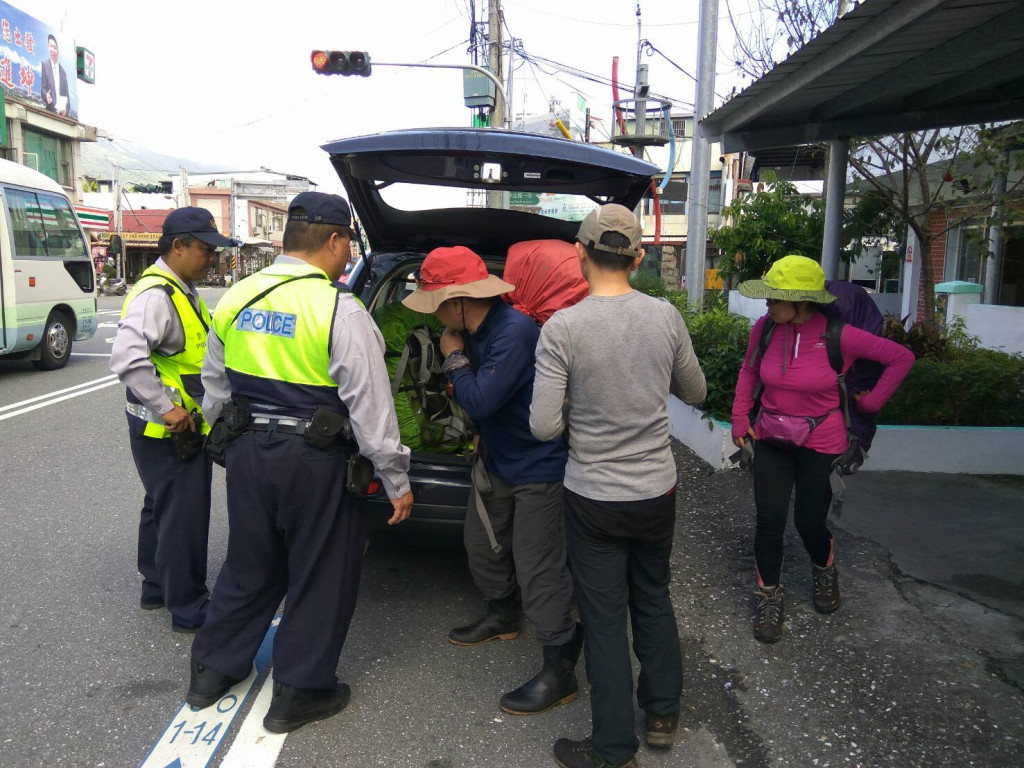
[917,208,950,319]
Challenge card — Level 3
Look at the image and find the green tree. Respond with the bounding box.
[711,174,824,283]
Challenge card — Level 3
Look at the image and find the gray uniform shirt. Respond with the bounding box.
[109,257,202,416]
[201,255,411,500]
[530,291,707,502]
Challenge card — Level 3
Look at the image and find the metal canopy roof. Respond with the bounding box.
[701,0,1024,152]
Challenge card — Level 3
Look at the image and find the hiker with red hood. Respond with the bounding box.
[402,246,582,718]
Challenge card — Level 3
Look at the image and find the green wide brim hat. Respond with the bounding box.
[738,255,836,304]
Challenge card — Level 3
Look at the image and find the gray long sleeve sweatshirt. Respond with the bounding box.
[530,291,706,502]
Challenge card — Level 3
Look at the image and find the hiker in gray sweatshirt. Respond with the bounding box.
[530,204,706,768]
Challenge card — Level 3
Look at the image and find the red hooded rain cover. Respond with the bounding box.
[502,240,589,325]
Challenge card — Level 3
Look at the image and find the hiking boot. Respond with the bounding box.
[448,595,520,646]
[753,584,784,644]
[500,622,583,715]
[553,737,638,768]
[186,659,244,709]
[263,682,351,734]
[812,562,841,613]
[644,709,680,747]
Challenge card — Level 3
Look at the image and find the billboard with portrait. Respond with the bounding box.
[0,2,78,120]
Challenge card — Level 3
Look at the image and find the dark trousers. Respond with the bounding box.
[564,487,682,765]
[752,441,840,586]
[129,429,212,628]
[464,472,575,646]
[191,431,366,690]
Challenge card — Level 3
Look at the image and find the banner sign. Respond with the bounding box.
[0,2,79,119]
[98,231,161,246]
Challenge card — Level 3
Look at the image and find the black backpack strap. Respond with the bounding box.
[749,318,776,418]
[228,273,328,328]
[824,316,852,429]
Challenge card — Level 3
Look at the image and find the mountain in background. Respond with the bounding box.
[80,137,236,186]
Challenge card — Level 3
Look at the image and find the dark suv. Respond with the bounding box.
[322,128,657,535]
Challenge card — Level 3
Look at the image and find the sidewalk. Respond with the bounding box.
[662,440,1023,768]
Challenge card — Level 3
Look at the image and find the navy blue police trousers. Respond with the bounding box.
[191,430,367,690]
[129,427,212,630]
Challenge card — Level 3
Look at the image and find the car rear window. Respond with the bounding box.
[378,182,600,223]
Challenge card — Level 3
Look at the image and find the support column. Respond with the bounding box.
[822,137,849,280]
[984,155,1008,305]
[685,0,719,308]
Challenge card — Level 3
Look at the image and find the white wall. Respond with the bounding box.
[728,291,765,324]
[964,304,1024,355]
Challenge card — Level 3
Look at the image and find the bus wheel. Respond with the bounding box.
[33,311,72,370]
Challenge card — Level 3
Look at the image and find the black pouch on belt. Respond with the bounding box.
[205,398,251,466]
[305,407,353,450]
[172,411,206,461]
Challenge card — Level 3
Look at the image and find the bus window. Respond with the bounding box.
[7,188,47,257]
[8,189,89,260]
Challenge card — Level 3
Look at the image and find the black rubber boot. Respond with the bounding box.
[186,659,244,709]
[500,622,583,715]
[448,595,520,646]
[263,682,351,734]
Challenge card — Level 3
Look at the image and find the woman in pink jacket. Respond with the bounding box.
[731,256,914,644]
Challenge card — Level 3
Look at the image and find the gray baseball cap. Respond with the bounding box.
[576,204,642,257]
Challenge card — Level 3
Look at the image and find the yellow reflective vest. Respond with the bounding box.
[121,265,212,438]
[213,262,344,418]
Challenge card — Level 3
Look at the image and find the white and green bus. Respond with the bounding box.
[0,159,97,370]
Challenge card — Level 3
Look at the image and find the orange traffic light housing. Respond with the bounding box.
[311,50,372,77]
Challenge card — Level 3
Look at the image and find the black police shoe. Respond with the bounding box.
[140,597,165,611]
[263,682,351,734]
[553,737,638,768]
[500,623,583,715]
[186,659,244,709]
[448,595,520,646]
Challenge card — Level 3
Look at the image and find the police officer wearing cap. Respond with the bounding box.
[110,207,231,633]
[185,191,413,734]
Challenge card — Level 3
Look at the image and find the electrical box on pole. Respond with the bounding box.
[463,69,496,109]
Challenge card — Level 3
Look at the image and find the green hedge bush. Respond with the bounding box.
[632,282,1024,427]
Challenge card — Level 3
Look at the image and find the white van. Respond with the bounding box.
[0,159,97,370]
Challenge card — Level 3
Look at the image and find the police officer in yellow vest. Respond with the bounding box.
[110,207,231,633]
[186,191,413,734]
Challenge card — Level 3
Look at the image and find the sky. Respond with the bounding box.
[22,0,761,195]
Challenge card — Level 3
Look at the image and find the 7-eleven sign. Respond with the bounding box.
[76,47,96,84]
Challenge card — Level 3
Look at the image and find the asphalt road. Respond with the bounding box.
[0,291,1020,767]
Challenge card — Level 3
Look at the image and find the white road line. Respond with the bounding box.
[97,309,122,315]
[0,374,118,413]
[70,352,111,357]
[217,681,287,768]
[138,618,281,768]
[98,322,119,328]
[138,670,261,768]
[0,378,120,422]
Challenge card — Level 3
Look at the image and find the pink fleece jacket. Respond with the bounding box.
[731,312,915,454]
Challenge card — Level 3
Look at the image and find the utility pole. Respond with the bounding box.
[685,0,719,308]
[488,0,503,131]
[113,163,123,280]
[487,0,507,209]
[178,166,190,208]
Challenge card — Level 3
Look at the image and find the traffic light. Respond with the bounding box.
[108,234,122,256]
[311,50,372,77]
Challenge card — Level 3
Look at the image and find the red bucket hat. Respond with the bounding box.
[402,246,514,314]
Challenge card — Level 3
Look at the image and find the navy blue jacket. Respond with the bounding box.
[448,301,567,485]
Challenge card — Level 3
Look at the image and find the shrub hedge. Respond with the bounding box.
[635,285,1024,427]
